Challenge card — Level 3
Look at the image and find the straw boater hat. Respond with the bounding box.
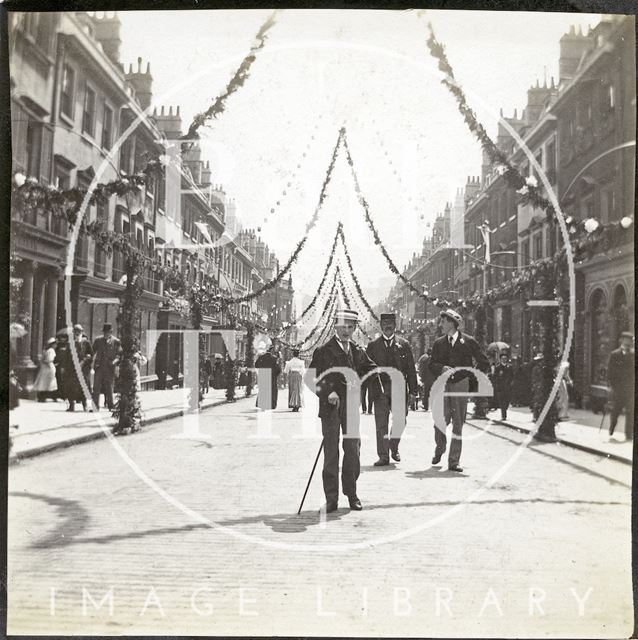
[335,308,358,325]
[439,308,463,328]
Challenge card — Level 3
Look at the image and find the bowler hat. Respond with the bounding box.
[73,324,84,333]
[103,323,112,332]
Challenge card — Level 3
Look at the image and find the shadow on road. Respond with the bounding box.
[405,466,469,479]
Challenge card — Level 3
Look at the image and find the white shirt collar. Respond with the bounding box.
[335,335,350,351]
[383,334,395,343]
[448,331,460,345]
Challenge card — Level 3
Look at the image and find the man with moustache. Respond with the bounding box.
[366,312,418,466]
[308,308,380,512]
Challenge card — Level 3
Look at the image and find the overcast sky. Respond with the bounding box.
[119,9,600,305]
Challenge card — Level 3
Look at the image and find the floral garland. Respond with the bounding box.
[245,321,255,396]
[183,11,279,140]
[337,223,380,321]
[336,272,372,341]
[295,287,339,349]
[299,296,339,356]
[423,21,556,222]
[221,129,345,305]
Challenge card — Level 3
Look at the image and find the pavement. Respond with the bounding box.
[473,405,634,466]
[8,386,251,461]
[7,394,633,636]
[10,389,633,466]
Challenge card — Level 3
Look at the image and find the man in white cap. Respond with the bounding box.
[308,308,380,512]
[428,308,489,472]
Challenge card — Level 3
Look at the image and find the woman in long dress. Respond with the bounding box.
[33,337,58,401]
[284,349,305,412]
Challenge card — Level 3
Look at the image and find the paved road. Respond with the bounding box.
[8,394,633,636]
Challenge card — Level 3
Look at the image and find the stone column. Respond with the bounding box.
[33,272,46,356]
[17,260,36,367]
[45,270,61,340]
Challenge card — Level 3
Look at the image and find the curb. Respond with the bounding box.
[468,417,633,466]
[10,395,250,463]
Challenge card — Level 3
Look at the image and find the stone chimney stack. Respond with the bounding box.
[91,11,122,65]
[152,104,183,139]
[559,24,592,86]
[524,78,555,125]
[125,56,153,111]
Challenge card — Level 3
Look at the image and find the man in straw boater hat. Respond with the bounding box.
[428,308,489,472]
[307,308,380,512]
[366,311,418,466]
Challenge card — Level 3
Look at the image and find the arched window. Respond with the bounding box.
[590,289,610,385]
[612,284,629,347]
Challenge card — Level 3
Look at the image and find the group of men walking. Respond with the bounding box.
[307,306,489,513]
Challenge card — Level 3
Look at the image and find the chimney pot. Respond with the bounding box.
[169,106,173,116]
[146,62,151,74]
[176,105,180,115]
[128,63,133,74]
[137,56,142,72]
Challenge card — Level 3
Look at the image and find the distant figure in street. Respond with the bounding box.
[92,323,121,411]
[366,312,417,466]
[417,348,435,411]
[33,337,58,402]
[492,353,514,421]
[284,349,305,412]
[202,356,213,394]
[213,356,224,389]
[360,377,373,414]
[607,332,634,440]
[429,309,489,473]
[55,326,93,412]
[255,345,281,410]
[530,352,544,421]
[238,361,249,388]
[555,357,572,421]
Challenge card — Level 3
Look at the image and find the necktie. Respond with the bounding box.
[340,340,350,355]
[449,336,454,347]
[384,339,392,349]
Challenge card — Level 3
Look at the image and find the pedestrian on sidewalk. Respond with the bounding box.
[492,353,513,420]
[555,357,572,421]
[33,337,58,402]
[307,308,380,512]
[202,355,212,394]
[366,312,417,466]
[255,345,281,410]
[607,332,634,440]
[284,349,305,412]
[428,308,490,473]
[92,323,121,411]
[54,326,92,412]
[418,348,435,411]
[238,361,249,389]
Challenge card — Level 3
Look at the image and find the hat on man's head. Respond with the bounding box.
[47,337,57,346]
[380,312,396,323]
[620,332,634,340]
[335,308,358,325]
[103,323,112,332]
[439,308,463,327]
[73,324,84,333]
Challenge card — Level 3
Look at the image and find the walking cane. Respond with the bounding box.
[297,439,324,515]
[598,402,607,433]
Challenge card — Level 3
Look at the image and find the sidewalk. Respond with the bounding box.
[470,404,633,465]
[9,387,250,461]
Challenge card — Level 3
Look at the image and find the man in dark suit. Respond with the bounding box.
[492,353,514,420]
[607,332,634,440]
[429,309,489,472]
[417,348,435,411]
[91,323,121,411]
[308,308,380,512]
[366,312,418,466]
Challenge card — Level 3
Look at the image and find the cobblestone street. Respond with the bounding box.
[8,395,633,636]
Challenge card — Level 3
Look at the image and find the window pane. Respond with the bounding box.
[82,86,96,136]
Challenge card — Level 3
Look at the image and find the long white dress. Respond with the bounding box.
[284,357,305,409]
[33,347,58,393]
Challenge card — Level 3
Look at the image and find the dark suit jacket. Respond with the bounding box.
[366,336,418,400]
[308,336,380,418]
[492,364,513,394]
[608,348,635,395]
[429,332,489,384]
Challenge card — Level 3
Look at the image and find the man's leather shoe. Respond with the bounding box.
[432,453,443,465]
[348,496,363,511]
[391,450,401,462]
[324,501,338,513]
[373,458,390,466]
[448,464,464,473]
